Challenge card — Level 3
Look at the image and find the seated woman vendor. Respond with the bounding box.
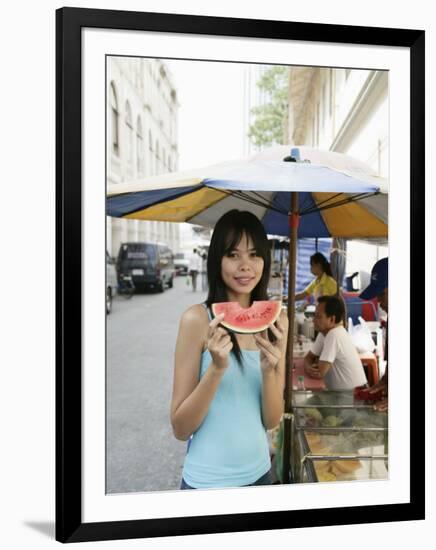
[295,252,337,302]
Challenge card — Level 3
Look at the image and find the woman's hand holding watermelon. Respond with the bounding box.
[207,313,233,370]
[254,312,287,374]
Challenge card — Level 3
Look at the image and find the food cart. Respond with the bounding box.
[290,389,388,483]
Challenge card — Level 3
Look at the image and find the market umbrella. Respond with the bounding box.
[107,145,388,483]
[107,146,387,239]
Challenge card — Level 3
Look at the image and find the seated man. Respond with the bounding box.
[304,295,367,390]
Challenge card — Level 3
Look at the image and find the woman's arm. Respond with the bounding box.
[296,278,315,301]
[255,310,288,430]
[170,306,230,441]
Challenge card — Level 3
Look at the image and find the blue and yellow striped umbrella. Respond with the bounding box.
[107,146,387,239]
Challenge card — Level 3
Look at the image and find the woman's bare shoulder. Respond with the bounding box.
[179,304,209,351]
[180,303,209,327]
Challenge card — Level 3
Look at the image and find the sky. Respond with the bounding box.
[163,59,253,249]
[164,59,247,171]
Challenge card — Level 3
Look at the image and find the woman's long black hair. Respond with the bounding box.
[310,252,333,277]
[205,210,272,366]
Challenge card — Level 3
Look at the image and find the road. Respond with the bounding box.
[106,275,207,493]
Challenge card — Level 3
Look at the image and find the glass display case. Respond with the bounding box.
[291,390,388,483]
[293,389,372,409]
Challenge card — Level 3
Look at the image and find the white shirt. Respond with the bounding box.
[189,253,202,271]
[311,326,367,390]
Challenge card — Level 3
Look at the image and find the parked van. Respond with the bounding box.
[117,242,175,292]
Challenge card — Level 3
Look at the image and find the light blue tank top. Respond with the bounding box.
[182,305,271,488]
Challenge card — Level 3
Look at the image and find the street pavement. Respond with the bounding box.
[106,274,207,494]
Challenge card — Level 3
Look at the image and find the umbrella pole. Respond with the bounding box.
[282,192,298,484]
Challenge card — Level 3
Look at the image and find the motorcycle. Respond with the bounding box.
[117,272,135,299]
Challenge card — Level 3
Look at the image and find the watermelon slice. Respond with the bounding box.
[211,300,282,334]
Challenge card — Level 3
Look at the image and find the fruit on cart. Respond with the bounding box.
[304,408,323,427]
[317,471,337,482]
[353,415,371,427]
[310,443,331,455]
[313,457,362,482]
[331,459,362,474]
[338,409,357,426]
[329,462,346,478]
[314,460,330,473]
[322,415,343,428]
[306,433,333,455]
[211,300,282,334]
[305,433,321,446]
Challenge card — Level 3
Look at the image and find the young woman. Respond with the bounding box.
[295,252,337,302]
[171,210,288,489]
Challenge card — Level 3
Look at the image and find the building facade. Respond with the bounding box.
[288,67,388,176]
[286,66,389,277]
[107,57,180,257]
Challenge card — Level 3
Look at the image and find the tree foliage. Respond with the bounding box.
[248,66,290,148]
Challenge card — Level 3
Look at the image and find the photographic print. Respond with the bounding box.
[105,58,389,494]
[56,7,425,543]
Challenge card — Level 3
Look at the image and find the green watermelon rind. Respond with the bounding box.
[211,300,282,334]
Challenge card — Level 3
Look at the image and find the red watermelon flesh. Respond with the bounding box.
[211,301,282,334]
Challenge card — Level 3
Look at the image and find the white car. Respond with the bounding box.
[174,252,190,275]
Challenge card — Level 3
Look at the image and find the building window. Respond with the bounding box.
[125,101,133,167]
[110,82,119,156]
[136,116,143,174]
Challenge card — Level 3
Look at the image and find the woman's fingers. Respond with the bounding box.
[208,313,225,337]
[210,327,230,345]
[268,322,283,341]
[210,339,233,361]
[254,332,269,348]
[255,334,281,359]
[222,341,233,353]
[219,334,232,346]
[208,321,232,355]
[207,313,228,340]
[254,331,277,351]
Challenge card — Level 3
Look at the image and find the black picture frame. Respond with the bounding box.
[56,7,425,543]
